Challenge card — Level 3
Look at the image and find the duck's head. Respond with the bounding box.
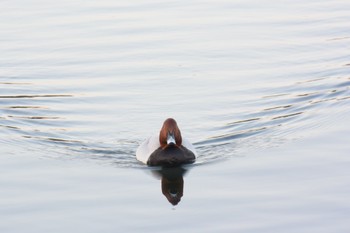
[159,118,182,149]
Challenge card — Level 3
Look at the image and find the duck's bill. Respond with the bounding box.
[167,132,176,145]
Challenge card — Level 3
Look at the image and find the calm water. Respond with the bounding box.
[1,0,350,232]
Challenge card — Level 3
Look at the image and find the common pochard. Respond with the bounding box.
[136,118,197,166]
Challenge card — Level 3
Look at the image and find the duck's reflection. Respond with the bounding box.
[151,167,188,206]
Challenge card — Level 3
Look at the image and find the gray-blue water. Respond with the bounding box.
[1,0,350,232]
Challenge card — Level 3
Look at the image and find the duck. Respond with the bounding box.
[136,118,197,166]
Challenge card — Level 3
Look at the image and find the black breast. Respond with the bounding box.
[147,145,195,167]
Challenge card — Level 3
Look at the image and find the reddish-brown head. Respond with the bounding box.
[159,118,182,148]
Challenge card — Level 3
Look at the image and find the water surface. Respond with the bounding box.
[1,0,350,232]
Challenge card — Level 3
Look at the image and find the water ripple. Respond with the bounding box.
[0,94,73,99]
[195,76,350,162]
[1,75,349,167]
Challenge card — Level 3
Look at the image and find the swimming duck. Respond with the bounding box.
[136,118,196,166]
